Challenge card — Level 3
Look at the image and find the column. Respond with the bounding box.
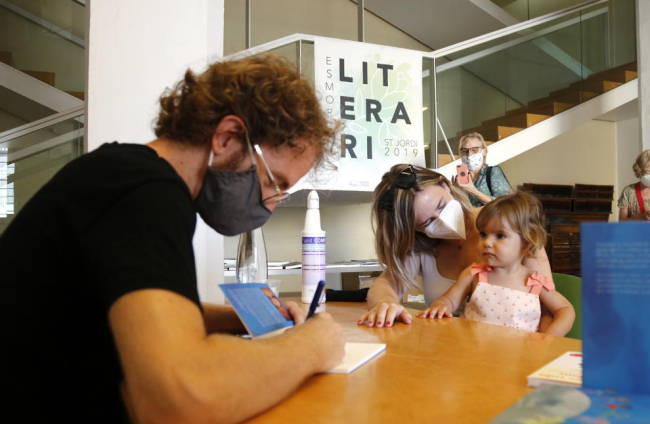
[85,0,226,302]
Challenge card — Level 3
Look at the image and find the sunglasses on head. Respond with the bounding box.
[379,166,417,210]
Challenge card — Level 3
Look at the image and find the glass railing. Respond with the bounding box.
[432,0,636,167]
[0,0,85,99]
[219,0,636,171]
[0,106,84,234]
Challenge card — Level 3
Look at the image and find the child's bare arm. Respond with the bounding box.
[524,248,554,331]
[538,289,575,337]
[417,266,474,319]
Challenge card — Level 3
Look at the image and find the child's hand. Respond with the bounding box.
[416,300,453,319]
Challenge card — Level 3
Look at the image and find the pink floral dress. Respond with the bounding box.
[461,263,555,332]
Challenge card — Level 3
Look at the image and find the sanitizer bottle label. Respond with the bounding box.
[302,236,326,303]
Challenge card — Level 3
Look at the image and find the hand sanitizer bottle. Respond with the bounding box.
[236,227,268,283]
[302,191,326,304]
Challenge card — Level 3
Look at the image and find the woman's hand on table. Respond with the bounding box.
[358,302,412,328]
[416,300,453,319]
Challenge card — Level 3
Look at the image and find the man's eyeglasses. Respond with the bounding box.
[460,147,482,156]
[245,133,291,205]
[380,165,416,210]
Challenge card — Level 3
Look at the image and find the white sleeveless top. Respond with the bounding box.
[405,253,464,313]
[461,263,555,332]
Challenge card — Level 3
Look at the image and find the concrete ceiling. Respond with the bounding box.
[360,0,509,51]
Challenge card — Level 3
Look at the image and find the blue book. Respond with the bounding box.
[220,283,294,338]
[581,222,650,394]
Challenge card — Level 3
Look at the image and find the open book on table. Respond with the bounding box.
[527,351,582,388]
[220,283,385,373]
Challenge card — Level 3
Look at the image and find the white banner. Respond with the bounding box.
[307,38,424,191]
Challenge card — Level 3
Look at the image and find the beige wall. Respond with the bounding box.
[494,0,587,21]
[500,119,619,220]
[616,117,643,196]
[224,0,431,56]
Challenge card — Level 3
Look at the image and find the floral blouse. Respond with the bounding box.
[468,165,511,207]
[618,183,650,217]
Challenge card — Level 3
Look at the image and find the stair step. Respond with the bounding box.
[0,50,13,66]
[483,112,551,129]
[503,103,572,117]
[437,154,454,167]
[590,68,638,84]
[460,125,523,142]
[66,91,85,100]
[535,89,598,106]
[569,79,622,94]
[527,101,575,116]
[21,70,56,86]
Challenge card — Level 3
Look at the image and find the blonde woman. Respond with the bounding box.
[618,149,650,221]
[453,132,511,206]
[358,165,558,334]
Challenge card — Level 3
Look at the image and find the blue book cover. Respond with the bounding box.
[490,386,650,423]
[220,283,294,338]
[581,222,650,394]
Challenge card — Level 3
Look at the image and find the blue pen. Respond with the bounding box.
[307,280,326,319]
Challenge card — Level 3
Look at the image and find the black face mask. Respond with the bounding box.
[195,157,272,236]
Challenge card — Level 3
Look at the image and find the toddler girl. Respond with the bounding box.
[417,191,575,335]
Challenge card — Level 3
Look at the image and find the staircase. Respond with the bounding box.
[436,61,638,167]
[0,49,85,101]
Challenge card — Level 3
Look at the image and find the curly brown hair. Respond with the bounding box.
[476,191,547,257]
[154,54,338,169]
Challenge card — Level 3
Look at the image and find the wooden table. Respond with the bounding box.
[247,300,581,424]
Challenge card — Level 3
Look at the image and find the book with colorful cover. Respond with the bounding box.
[220,283,386,373]
[527,351,582,388]
[220,283,294,338]
[490,386,650,423]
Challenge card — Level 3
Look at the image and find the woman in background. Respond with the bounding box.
[618,149,650,221]
[453,132,511,206]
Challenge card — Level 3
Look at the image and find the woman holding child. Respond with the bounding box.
[358,164,574,336]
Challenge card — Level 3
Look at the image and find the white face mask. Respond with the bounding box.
[641,175,650,187]
[423,199,466,240]
[461,151,483,171]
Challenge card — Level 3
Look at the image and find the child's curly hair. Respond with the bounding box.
[476,191,547,256]
[154,54,338,170]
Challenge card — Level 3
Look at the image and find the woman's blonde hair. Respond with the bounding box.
[372,164,474,295]
[632,149,650,178]
[475,191,547,257]
[459,132,488,161]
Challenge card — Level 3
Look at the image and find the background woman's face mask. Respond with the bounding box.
[423,199,466,240]
[461,151,483,171]
[641,174,650,187]
[195,151,272,236]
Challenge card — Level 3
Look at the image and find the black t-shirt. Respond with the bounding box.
[1,142,199,423]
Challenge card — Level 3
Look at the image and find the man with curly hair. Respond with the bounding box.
[2,55,344,424]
